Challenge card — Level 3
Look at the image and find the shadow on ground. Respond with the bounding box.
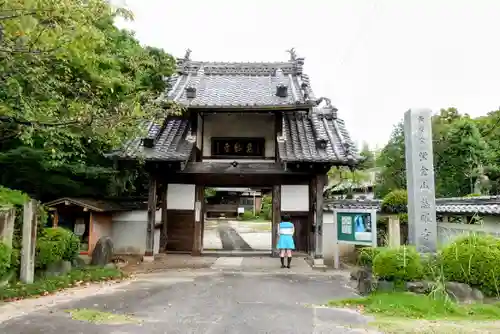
[217,224,253,251]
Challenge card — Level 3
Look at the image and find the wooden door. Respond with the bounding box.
[290,215,309,253]
[166,210,194,252]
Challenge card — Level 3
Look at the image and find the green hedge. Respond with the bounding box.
[372,246,423,282]
[0,242,12,279]
[36,227,80,269]
[260,195,272,220]
[0,187,28,209]
[381,189,407,214]
[440,234,500,296]
[357,247,383,267]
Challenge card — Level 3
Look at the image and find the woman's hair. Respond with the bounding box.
[282,214,291,222]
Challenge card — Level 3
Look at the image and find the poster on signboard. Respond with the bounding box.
[336,212,375,245]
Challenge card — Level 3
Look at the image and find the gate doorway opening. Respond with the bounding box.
[202,187,272,255]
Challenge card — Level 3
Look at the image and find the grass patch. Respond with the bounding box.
[66,308,139,324]
[329,292,500,333]
[373,317,500,334]
[0,267,126,301]
[237,214,269,221]
[329,292,500,320]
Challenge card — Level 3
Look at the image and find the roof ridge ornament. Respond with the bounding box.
[184,48,192,61]
[286,48,297,61]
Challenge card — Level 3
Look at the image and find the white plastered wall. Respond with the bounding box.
[167,184,195,210]
[322,211,356,266]
[111,210,161,255]
[202,113,275,159]
[281,185,309,212]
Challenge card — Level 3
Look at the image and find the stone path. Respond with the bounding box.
[0,258,374,333]
[204,219,272,251]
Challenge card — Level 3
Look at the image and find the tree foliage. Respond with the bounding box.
[375,107,499,198]
[0,0,177,200]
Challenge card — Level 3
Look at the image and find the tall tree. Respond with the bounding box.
[358,142,376,170]
[374,122,406,198]
[0,0,177,200]
[375,108,494,198]
[436,117,489,197]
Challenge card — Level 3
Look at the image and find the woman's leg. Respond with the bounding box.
[286,249,292,268]
[280,249,286,268]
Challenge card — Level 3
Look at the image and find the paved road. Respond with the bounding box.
[0,259,375,333]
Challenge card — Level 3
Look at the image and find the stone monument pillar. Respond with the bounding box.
[404,108,438,253]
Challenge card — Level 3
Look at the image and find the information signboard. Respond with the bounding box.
[337,212,374,245]
[333,208,377,269]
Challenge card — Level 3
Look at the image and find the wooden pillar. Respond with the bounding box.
[192,185,204,256]
[88,212,94,254]
[308,176,317,257]
[271,185,281,257]
[53,210,59,227]
[160,184,168,252]
[314,174,326,259]
[144,175,157,259]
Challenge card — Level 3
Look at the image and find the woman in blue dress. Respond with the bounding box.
[277,215,295,268]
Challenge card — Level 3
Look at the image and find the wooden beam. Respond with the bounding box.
[181,162,303,175]
[173,173,310,187]
[271,185,281,257]
[192,185,204,256]
[145,175,157,258]
[160,184,168,252]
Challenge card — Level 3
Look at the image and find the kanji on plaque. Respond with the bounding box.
[419,151,428,161]
[420,197,431,209]
[420,212,432,223]
[421,228,431,240]
[420,180,430,190]
[420,165,429,176]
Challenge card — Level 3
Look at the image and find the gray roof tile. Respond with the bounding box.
[109,117,195,161]
[323,196,500,215]
[110,51,358,164]
[166,52,316,108]
[278,107,358,163]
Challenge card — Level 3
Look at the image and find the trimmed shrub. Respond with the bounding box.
[239,211,257,221]
[440,234,500,296]
[0,242,12,278]
[36,227,80,269]
[64,232,81,262]
[357,247,383,267]
[373,246,423,282]
[260,195,272,220]
[381,189,407,214]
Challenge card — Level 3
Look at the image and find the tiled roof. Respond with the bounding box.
[323,196,500,215]
[166,50,316,108]
[108,117,195,161]
[44,197,145,212]
[277,106,358,163]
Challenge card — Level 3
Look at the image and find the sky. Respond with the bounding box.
[115,0,500,149]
